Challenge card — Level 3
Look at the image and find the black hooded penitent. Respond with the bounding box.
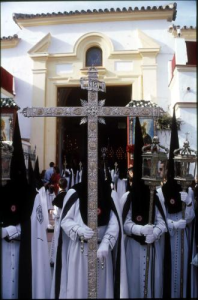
[162,107,182,214]
[122,117,151,233]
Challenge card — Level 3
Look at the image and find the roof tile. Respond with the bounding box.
[12,3,177,22]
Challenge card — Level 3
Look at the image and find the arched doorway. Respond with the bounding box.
[57,85,132,177]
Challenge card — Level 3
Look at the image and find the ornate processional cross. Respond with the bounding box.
[22,67,164,298]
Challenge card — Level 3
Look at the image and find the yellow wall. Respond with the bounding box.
[30,31,160,170]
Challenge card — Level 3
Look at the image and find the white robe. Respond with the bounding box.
[38,186,49,230]
[117,178,127,201]
[157,187,195,298]
[190,197,198,298]
[1,225,21,299]
[31,190,52,299]
[50,205,62,265]
[122,191,167,298]
[111,169,119,191]
[51,189,128,299]
[46,189,55,211]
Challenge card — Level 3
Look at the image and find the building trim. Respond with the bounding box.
[13,8,176,28]
[1,38,20,49]
[174,102,197,111]
[168,65,196,87]
[168,26,196,40]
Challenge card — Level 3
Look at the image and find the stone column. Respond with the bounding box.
[31,56,48,171]
[140,52,158,101]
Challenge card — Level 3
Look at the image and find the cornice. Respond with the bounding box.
[174,102,197,111]
[28,33,51,54]
[1,88,14,98]
[13,6,176,28]
[1,37,20,49]
[80,67,106,75]
[169,65,196,87]
[176,65,196,72]
[168,26,197,40]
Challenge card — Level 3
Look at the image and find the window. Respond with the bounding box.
[86,47,102,67]
[186,42,197,65]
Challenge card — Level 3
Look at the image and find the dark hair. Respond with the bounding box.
[40,169,46,179]
[49,162,55,167]
[54,166,60,174]
[59,178,67,189]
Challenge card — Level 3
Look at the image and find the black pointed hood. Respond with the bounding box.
[27,155,37,209]
[98,166,112,226]
[123,117,150,225]
[0,113,29,226]
[34,156,43,190]
[131,117,150,223]
[10,113,28,185]
[72,166,88,224]
[28,155,35,185]
[162,107,182,213]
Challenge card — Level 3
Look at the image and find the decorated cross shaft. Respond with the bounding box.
[22,67,164,298]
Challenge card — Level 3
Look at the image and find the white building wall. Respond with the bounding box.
[176,107,197,151]
[1,16,197,159]
[1,18,175,140]
[175,38,188,64]
[177,71,197,102]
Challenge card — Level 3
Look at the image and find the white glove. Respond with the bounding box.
[167,219,174,230]
[5,225,21,240]
[77,226,94,240]
[191,253,198,267]
[140,224,154,236]
[1,228,8,239]
[173,219,186,230]
[153,227,162,239]
[145,234,156,244]
[180,192,191,205]
[97,242,109,263]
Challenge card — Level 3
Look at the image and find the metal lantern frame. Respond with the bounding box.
[173,138,197,298]
[0,108,16,184]
[173,139,197,190]
[142,136,169,187]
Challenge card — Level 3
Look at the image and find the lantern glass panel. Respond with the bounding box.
[174,158,197,181]
[2,156,12,180]
[174,160,181,178]
[143,157,151,177]
[158,159,167,181]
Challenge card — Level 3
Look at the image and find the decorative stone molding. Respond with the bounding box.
[13,4,177,28]
[1,34,20,49]
[168,25,197,40]
[28,33,51,55]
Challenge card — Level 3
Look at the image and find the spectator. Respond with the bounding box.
[43,162,55,184]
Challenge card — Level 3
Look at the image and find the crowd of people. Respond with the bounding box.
[1,113,198,299]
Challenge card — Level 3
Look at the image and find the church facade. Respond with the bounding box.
[1,3,197,171]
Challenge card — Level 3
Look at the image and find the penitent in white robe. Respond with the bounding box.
[122,191,167,298]
[1,225,21,299]
[157,187,195,298]
[50,189,128,299]
[31,188,52,299]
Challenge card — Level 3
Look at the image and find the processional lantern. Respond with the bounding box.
[0,98,18,184]
[142,136,169,186]
[173,134,197,299]
[141,136,168,299]
[173,136,197,190]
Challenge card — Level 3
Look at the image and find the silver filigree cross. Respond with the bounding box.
[21,66,165,298]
